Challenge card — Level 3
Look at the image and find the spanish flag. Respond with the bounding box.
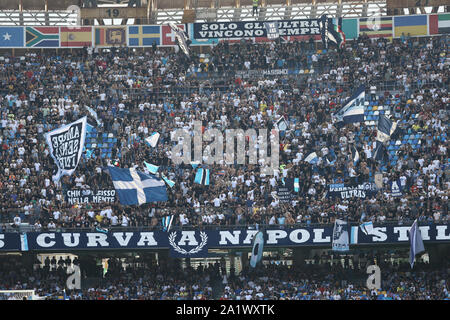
[60,27,92,47]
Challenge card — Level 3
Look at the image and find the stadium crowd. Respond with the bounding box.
[0,252,448,300]
[0,33,448,231]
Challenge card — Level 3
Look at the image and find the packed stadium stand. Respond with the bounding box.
[0,0,449,301]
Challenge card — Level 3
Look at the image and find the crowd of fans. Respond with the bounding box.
[0,250,448,300]
[220,260,449,300]
[0,33,448,232]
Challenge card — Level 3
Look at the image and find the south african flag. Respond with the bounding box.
[26,27,59,47]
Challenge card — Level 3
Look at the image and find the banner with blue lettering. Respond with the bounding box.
[0,224,449,253]
[327,182,378,200]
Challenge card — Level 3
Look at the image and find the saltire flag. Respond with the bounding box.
[373,140,388,163]
[429,14,450,34]
[107,166,168,206]
[84,105,102,127]
[128,25,160,47]
[250,231,265,268]
[0,27,24,47]
[169,23,190,57]
[409,219,425,268]
[161,173,175,188]
[360,221,374,236]
[194,168,210,185]
[351,145,360,164]
[359,16,393,38]
[332,219,350,252]
[377,115,398,143]
[144,161,159,174]
[95,27,126,47]
[45,117,87,182]
[394,15,427,37]
[162,215,174,232]
[60,27,92,47]
[265,21,280,40]
[145,132,160,147]
[26,27,59,47]
[334,86,365,125]
[304,152,318,164]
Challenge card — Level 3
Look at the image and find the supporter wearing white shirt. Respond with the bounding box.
[179,213,189,226]
[111,214,118,226]
[121,215,129,227]
[213,197,221,207]
[53,210,61,220]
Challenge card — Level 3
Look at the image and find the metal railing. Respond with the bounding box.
[1,219,443,234]
[0,79,434,101]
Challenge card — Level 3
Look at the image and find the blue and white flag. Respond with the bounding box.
[85,149,95,159]
[145,132,160,148]
[332,219,349,252]
[377,115,398,143]
[265,21,280,40]
[409,219,425,268]
[294,178,300,192]
[275,116,288,131]
[85,106,102,127]
[351,145,360,164]
[162,215,174,232]
[144,161,159,174]
[334,86,365,124]
[45,117,87,182]
[360,221,374,236]
[325,149,337,165]
[161,173,176,188]
[250,231,265,268]
[0,27,24,47]
[373,140,388,163]
[190,161,200,169]
[95,226,108,234]
[194,168,210,185]
[20,233,29,252]
[107,166,168,206]
[304,152,318,164]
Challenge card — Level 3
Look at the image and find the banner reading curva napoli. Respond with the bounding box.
[1,224,449,253]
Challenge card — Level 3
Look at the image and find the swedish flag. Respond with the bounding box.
[128,25,160,47]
